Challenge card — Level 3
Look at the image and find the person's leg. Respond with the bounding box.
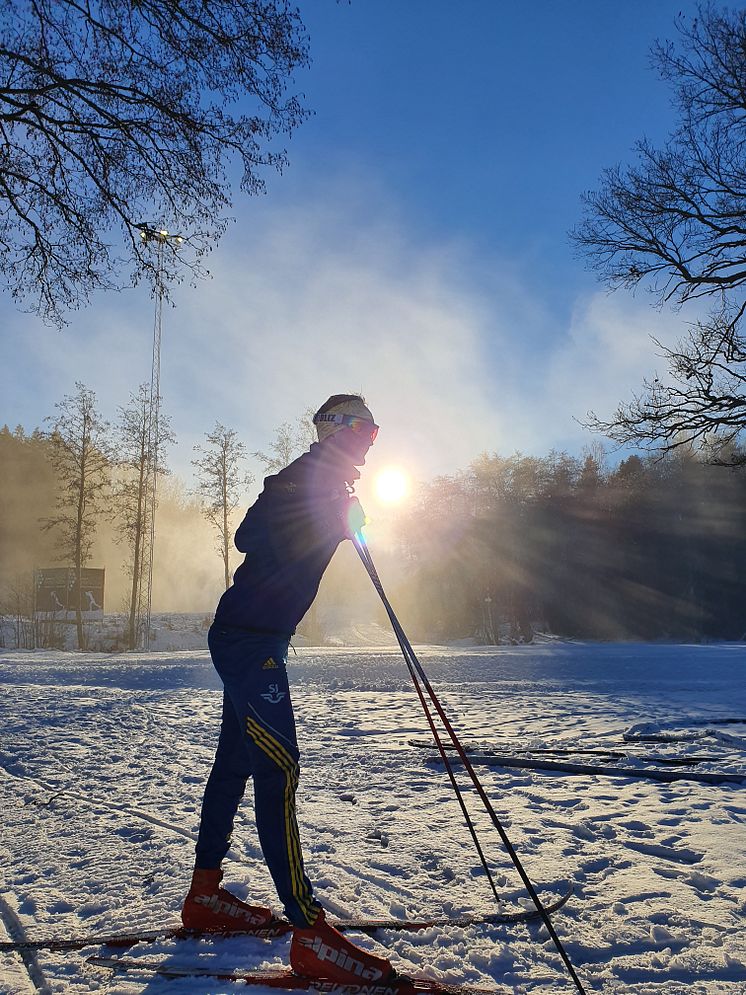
[194,691,252,869]
[193,629,394,979]
[222,643,321,927]
[184,639,276,930]
[223,642,394,982]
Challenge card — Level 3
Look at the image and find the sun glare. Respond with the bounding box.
[375,468,410,505]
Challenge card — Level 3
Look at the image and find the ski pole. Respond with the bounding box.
[353,533,587,995]
[355,540,503,904]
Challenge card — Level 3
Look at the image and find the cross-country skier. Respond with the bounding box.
[181,394,396,984]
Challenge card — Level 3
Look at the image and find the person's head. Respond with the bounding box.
[313,394,378,465]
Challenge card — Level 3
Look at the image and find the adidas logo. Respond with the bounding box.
[262,657,279,670]
[296,936,385,982]
[193,893,268,925]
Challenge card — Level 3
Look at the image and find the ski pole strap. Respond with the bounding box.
[352,533,587,995]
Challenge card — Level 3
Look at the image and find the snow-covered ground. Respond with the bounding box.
[1,641,745,995]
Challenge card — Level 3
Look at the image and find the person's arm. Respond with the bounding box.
[233,459,364,563]
[234,492,269,554]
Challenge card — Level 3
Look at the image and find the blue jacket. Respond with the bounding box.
[214,442,355,635]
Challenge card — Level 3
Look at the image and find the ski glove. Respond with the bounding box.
[344,496,368,538]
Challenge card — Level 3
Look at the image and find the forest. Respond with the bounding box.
[2,421,745,646]
[390,448,746,643]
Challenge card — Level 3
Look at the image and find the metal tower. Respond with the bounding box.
[135,224,184,650]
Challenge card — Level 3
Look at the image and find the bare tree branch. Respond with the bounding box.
[0,1,310,325]
[573,4,746,459]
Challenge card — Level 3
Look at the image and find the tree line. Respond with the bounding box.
[391,447,746,644]
[3,384,746,649]
[0,383,262,649]
[0,382,325,651]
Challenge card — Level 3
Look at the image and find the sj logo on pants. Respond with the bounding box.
[261,683,287,704]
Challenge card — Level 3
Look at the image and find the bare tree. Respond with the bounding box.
[112,384,175,649]
[193,424,253,590]
[573,5,746,459]
[0,1,310,326]
[253,409,316,473]
[44,383,112,648]
[587,314,746,462]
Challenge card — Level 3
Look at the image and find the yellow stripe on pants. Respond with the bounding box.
[245,715,316,923]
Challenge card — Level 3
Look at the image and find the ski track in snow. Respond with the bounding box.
[0,642,745,994]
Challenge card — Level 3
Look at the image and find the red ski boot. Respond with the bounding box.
[290,910,395,983]
[181,868,275,932]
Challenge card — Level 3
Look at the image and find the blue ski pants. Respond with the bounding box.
[194,624,321,926]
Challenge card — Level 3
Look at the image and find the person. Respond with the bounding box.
[181,394,396,984]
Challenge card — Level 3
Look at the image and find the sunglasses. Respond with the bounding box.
[315,412,379,443]
[346,416,379,443]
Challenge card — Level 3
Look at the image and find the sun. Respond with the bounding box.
[375,467,410,505]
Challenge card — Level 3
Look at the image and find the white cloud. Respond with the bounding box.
[537,291,703,445]
[165,193,510,484]
[1,179,699,489]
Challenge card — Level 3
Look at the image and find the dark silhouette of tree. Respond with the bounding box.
[394,448,746,643]
[0,1,309,326]
[193,423,253,590]
[43,384,112,648]
[0,425,60,647]
[573,5,746,460]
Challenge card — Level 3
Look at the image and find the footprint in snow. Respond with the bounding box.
[579,855,614,874]
[367,829,389,848]
[572,824,597,842]
[624,840,703,864]
[113,826,155,843]
[652,865,686,880]
[685,869,720,893]
[619,819,653,835]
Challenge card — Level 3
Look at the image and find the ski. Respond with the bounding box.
[88,957,508,994]
[0,886,572,953]
[424,752,746,785]
[408,737,726,764]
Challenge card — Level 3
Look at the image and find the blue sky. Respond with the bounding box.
[1,0,709,502]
